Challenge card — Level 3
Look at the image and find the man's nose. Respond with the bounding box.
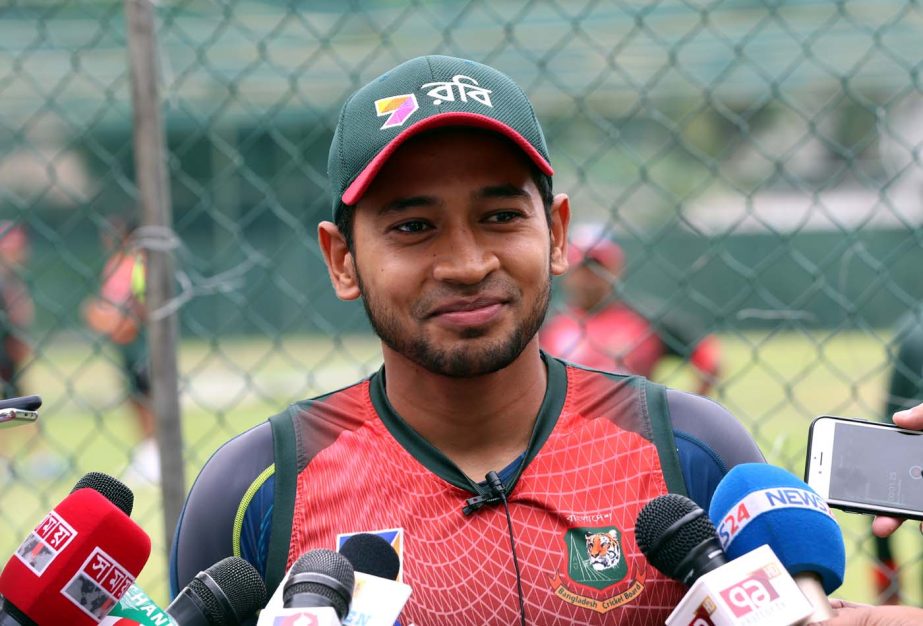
[431,228,500,285]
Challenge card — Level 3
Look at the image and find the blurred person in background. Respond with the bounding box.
[82,214,158,484]
[0,220,34,479]
[0,221,33,399]
[872,304,923,604]
[541,223,721,396]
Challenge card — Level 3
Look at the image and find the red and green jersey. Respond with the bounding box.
[171,353,767,624]
[276,355,686,624]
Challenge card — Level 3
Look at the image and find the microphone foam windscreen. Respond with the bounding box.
[0,487,151,625]
[72,471,134,516]
[339,533,401,581]
[707,463,845,594]
[284,549,355,617]
[635,493,718,580]
[192,557,267,623]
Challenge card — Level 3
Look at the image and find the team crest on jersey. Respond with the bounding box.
[549,526,645,613]
[336,527,404,581]
[374,94,419,129]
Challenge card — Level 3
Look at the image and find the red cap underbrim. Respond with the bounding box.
[341,112,554,206]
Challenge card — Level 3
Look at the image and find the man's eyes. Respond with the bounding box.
[484,210,524,223]
[390,210,524,233]
[393,220,430,233]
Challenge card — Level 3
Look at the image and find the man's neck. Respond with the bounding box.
[381,342,548,483]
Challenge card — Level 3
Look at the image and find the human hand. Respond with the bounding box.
[816,598,923,625]
[869,403,923,538]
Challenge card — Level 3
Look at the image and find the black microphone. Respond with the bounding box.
[0,395,41,411]
[283,550,355,620]
[0,599,31,626]
[635,493,728,586]
[339,534,400,581]
[73,471,134,515]
[166,557,267,625]
[462,470,507,515]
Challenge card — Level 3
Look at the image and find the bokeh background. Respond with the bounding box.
[1,0,922,607]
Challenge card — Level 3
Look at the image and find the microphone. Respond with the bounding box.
[708,463,846,623]
[257,549,355,626]
[0,473,151,625]
[636,493,813,625]
[635,493,728,586]
[339,534,412,626]
[284,550,354,614]
[74,471,135,515]
[339,533,400,581]
[0,395,42,411]
[165,557,267,625]
[0,395,42,429]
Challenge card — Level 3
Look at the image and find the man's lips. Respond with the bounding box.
[426,297,508,326]
[427,297,507,317]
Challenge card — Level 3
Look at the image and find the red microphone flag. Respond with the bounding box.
[0,487,151,624]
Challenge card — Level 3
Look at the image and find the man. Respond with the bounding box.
[82,215,158,484]
[825,403,923,625]
[170,56,764,624]
[872,305,923,603]
[0,221,34,479]
[0,221,33,399]
[541,223,721,396]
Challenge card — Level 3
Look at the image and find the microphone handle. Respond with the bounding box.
[793,572,834,623]
[166,587,210,625]
[0,597,33,626]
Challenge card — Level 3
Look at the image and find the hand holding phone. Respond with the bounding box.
[806,415,923,521]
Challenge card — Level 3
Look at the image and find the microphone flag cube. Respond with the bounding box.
[666,545,812,626]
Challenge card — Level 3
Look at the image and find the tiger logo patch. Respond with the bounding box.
[586,530,621,571]
[551,525,643,612]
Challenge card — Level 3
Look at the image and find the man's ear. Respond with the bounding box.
[318,221,360,301]
[549,193,570,277]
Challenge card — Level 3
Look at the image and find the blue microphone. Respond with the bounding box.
[708,463,845,622]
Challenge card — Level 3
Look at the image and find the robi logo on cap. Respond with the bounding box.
[374,94,419,129]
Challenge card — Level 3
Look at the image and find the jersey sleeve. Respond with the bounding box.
[169,421,275,601]
[666,389,765,512]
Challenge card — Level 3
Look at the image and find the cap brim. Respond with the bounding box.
[341,112,554,206]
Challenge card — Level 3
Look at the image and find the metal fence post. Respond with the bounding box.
[123,0,185,557]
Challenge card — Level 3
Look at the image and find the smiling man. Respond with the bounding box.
[170,56,765,625]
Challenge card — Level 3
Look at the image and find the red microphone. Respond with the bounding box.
[0,477,151,625]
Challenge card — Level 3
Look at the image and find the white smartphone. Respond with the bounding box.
[806,415,923,521]
[0,407,39,428]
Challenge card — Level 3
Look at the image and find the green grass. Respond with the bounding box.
[2,328,919,607]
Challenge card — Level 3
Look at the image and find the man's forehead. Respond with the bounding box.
[363,182,537,216]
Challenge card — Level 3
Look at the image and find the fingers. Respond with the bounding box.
[872,516,903,538]
[892,404,923,430]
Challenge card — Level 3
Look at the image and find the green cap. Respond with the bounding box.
[327,55,554,220]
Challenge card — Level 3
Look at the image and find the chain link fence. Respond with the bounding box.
[1,0,922,606]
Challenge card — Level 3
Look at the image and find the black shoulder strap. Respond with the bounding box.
[644,379,688,496]
[266,407,299,594]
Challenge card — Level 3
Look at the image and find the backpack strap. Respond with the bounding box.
[643,379,688,496]
[265,408,299,594]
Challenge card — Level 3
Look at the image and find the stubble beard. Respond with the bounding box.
[356,270,552,378]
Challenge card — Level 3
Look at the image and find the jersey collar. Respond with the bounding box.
[368,352,567,495]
